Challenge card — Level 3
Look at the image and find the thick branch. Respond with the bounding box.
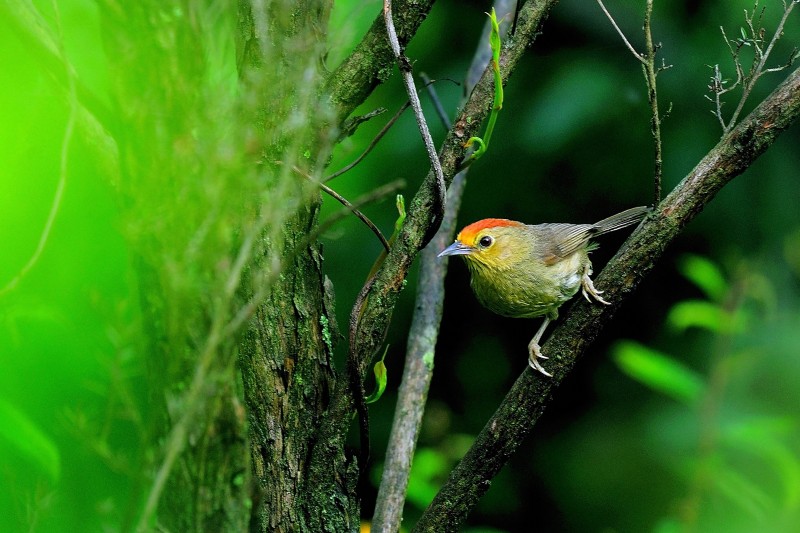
[414,65,800,532]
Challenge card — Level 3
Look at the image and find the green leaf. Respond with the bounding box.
[459,8,503,169]
[678,254,728,302]
[667,299,726,333]
[394,194,406,234]
[612,341,705,405]
[0,398,61,482]
[366,345,389,404]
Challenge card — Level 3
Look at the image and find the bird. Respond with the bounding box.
[438,206,649,377]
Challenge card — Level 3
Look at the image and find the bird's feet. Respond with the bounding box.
[527,339,552,377]
[581,271,610,305]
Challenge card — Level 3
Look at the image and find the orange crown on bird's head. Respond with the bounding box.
[456,218,523,245]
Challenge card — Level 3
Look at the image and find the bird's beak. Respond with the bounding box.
[438,241,474,258]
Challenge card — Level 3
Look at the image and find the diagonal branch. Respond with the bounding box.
[414,64,800,532]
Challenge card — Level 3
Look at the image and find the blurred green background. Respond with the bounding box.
[2,0,799,531]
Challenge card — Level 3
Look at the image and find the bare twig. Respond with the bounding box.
[325,78,455,183]
[294,164,391,252]
[414,65,800,532]
[383,0,446,234]
[710,0,798,132]
[318,181,391,252]
[596,0,668,205]
[643,0,665,205]
[371,3,517,531]
[596,0,646,63]
[420,73,453,130]
[325,103,410,182]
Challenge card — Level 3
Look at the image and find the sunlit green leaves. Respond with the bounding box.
[678,253,729,302]
[612,341,705,405]
[667,299,730,333]
[611,253,800,529]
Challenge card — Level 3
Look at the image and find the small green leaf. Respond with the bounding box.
[678,254,728,301]
[0,398,61,482]
[459,8,503,169]
[488,8,501,65]
[667,299,726,333]
[366,345,389,405]
[394,194,406,234]
[612,341,705,405]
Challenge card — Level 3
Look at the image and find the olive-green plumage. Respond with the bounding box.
[439,206,649,377]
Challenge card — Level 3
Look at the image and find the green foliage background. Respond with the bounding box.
[1,0,799,531]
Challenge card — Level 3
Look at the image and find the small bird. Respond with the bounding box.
[439,206,649,377]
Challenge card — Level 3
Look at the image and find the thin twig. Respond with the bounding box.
[318,181,391,252]
[596,0,666,206]
[726,0,797,129]
[383,0,446,232]
[643,0,664,205]
[371,2,517,531]
[296,165,391,252]
[325,102,411,182]
[420,72,453,129]
[596,0,646,63]
[325,78,457,183]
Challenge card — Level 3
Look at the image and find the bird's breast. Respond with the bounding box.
[467,252,587,319]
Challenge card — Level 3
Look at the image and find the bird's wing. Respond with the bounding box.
[533,223,596,265]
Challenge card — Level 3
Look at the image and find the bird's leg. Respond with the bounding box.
[580,265,610,305]
[528,317,553,377]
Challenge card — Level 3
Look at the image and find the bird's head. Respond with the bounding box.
[438,218,526,272]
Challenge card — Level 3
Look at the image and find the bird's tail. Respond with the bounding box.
[592,206,651,236]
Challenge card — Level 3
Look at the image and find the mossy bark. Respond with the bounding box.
[235,0,360,530]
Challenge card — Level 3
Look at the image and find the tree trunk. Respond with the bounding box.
[235,1,360,530]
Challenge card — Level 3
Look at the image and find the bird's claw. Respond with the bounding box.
[527,340,552,377]
[581,272,610,305]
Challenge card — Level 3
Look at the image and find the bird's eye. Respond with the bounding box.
[478,235,494,248]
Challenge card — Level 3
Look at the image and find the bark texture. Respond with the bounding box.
[235,0,359,530]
